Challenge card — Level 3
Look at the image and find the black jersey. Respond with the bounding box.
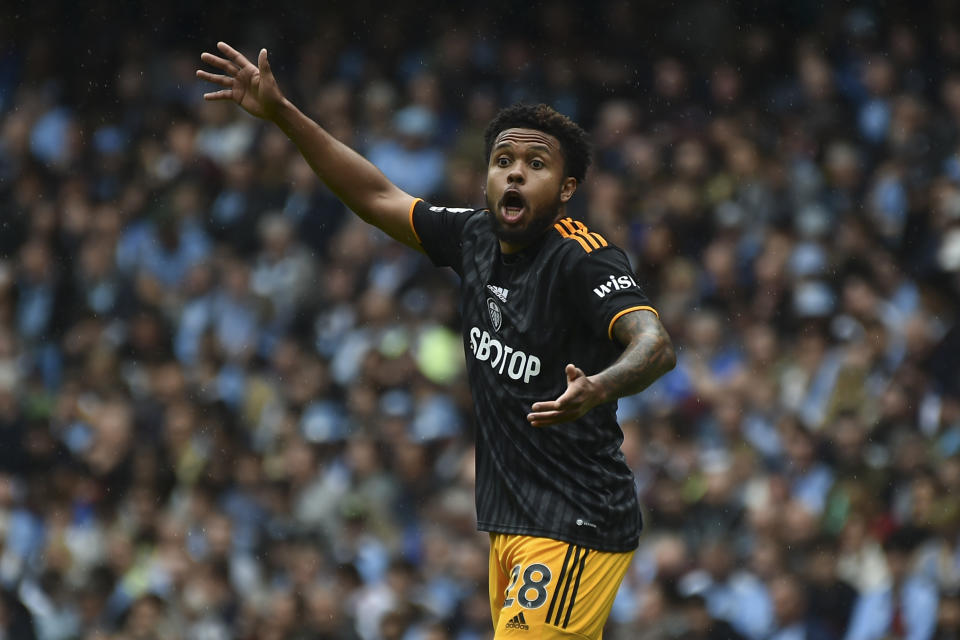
[411,200,657,552]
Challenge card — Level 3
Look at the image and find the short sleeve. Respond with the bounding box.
[410,199,478,271]
[567,247,658,340]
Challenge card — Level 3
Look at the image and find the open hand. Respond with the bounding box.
[527,364,604,427]
[196,42,284,121]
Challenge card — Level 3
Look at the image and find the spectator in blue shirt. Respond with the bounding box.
[845,527,939,640]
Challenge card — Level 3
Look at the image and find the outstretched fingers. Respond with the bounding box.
[527,394,572,425]
[530,396,566,413]
[527,364,596,426]
[195,68,234,101]
[199,51,238,75]
[196,70,232,87]
[216,41,253,69]
[201,89,235,101]
[198,42,254,103]
[527,408,571,427]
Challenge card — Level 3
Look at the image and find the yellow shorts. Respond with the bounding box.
[488,533,634,639]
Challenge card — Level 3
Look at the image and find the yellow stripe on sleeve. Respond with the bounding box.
[608,306,659,340]
[408,197,423,245]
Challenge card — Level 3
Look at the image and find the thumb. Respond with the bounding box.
[565,364,582,383]
[258,48,272,77]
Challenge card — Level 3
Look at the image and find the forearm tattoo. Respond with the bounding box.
[599,310,676,401]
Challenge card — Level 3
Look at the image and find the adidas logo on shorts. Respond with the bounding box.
[505,611,530,630]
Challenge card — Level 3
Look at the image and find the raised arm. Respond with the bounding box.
[197,42,420,251]
[527,310,676,427]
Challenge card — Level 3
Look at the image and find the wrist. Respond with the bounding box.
[587,374,612,405]
[271,97,301,129]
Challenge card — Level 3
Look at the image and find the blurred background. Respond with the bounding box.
[1,1,960,638]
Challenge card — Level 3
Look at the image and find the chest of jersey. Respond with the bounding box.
[460,242,580,392]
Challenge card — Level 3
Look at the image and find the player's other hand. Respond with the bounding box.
[197,42,284,121]
[527,364,603,427]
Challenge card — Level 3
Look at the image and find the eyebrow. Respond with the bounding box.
[493,141,554,153]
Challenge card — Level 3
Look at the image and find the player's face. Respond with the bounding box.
[485,128,577,252]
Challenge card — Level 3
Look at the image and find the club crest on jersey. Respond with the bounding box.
[486,297,503,331]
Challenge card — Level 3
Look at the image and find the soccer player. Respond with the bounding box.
[198,42,676,639]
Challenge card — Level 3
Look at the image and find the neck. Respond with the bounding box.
[499,239,526,254]
[498,209,565,254]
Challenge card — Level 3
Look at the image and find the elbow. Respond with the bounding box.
[660,340,677,375]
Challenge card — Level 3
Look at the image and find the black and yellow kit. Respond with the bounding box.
[410,199,656,553]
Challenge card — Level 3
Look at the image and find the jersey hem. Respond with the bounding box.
[477,522,640,553]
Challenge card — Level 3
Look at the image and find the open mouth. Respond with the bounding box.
[500,190,527,223]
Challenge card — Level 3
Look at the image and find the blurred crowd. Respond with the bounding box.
[2,1,960,639]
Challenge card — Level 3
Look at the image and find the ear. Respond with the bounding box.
[560,177,577,203]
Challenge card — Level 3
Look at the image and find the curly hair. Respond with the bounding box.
[483,103,592,184]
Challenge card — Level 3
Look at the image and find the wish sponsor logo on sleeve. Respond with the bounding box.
[592,274,639,298]
[429,206,473,213]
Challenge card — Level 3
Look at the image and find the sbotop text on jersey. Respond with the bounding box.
[468,327,542,383]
